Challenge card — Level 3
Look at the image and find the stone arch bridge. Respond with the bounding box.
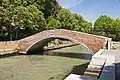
[0,29,112,54]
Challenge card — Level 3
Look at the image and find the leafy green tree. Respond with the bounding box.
[113,18,120,40]
[94,15,114,35]
[33,0,45,11]
[13,5,46,38]
[0,0,93,41]
[81,21,92,33]
[0,6,9,40]
[46,16,61,29]
[0,0,14,40]
[73,14,92,33]
[94,15,120,40]
[0,0,46,40]
[44,0,60,18]
[58,8,75,30]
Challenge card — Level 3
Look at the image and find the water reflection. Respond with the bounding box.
[44,51,92,60]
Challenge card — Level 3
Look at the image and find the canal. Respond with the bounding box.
[0,45,92,80]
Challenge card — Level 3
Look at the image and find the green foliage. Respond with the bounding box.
[1,0,120,41]
[46,16,61,29]
[0,0,92,41]
[44,0,60,18]
[13,5,46,37]
[94,15,120,41]
[58,8,91,32]
[58,8,75,29]
[0,0,46,40]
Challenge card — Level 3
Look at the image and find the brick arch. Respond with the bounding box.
[26,36,94,54]
[19,29,110,54]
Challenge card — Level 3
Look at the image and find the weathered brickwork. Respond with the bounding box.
[19,29,110,54]
[0,41,18,55]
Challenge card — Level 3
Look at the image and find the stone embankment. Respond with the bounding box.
[43,39,77,50]
[0,39,77,55]
[65,49,117,80]
[0,41,18,55]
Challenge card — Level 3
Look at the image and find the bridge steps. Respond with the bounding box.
[84,56,106,78]
[65,50,117,80]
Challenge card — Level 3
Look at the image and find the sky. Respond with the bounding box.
[57,0,120,23]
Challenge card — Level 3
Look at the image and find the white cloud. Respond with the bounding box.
[57,0,85,9]
[68,0,85,9]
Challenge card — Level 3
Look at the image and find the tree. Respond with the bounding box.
[0,0,14,40]
[94,15,120,40]
[58,8,75,30]
[13,5,46,38]
[0,0,46,40]
[0,0,93,41]
[46,16,61,29]
[73,14,92,33]
[44,0,60,18]
[113,18,120,40]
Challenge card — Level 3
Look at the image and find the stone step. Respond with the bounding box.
[84,55,106,78]
[65,74,98,80]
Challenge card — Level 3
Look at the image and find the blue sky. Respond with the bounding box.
[57,0,120,23]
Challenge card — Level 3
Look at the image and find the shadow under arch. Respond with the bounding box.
[26,36,94,55]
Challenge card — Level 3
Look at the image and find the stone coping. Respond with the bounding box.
[99,55,115,80]
[65,74,98,80]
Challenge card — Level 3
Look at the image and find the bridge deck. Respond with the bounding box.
[84,55,106,79]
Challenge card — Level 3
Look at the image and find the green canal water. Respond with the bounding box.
[0,45,92,80]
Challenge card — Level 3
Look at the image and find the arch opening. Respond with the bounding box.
[26,36,93,60]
